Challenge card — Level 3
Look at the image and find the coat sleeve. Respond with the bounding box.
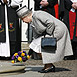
[34,11,55,35]
[34,0,41,2]
[59,0,65,20]
[64,0,73,11]
[34,0,58,8]
[33,0,41,7]
[47,0,58,7]
[59,0,73,20]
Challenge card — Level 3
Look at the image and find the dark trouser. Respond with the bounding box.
[64,41,77,60]
[72,41,77,59]
[10,41,21,57]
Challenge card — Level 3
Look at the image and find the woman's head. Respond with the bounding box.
[21,13,32,23]
[16,5,32,23]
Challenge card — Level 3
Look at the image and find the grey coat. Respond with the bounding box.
[30,11,73,64]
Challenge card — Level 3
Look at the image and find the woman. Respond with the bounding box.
[16,5,73,73]
[32,0,59,60]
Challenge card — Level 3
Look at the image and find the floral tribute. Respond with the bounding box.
[11,51,30,63]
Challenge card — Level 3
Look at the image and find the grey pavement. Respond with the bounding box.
[0,59,77,77]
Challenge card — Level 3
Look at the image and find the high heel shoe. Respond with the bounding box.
[39,65,55,73]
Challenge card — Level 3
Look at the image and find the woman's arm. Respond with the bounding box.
[34,11,55,35]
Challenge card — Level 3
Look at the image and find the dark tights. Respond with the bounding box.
[28,49,34,56]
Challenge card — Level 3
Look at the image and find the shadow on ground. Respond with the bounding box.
[25,66,71,72]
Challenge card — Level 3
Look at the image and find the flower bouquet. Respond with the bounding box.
[11,51,30,64]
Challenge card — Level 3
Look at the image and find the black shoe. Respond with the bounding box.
[39,65,55,73]
[64,56,75,60]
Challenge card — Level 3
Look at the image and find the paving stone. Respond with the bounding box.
[0,59,77,77]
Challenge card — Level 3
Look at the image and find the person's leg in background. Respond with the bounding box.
[72,41,77,60]
[64,40,77,60]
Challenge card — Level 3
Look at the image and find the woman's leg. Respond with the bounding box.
[28,49,42,60]
[38,53,55,72]
[28,49,55,73]
[28,49,42,57]
[28,49,34,56]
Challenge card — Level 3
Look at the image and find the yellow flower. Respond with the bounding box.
[21,51,23,52]
[27,55,30,59]
[21,53,25,56]
[18,57,22,61]
[14,53,18,56]
[11,60,14,63]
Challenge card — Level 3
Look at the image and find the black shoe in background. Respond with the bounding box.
[64,55,75,60]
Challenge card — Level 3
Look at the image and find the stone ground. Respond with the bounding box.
[0,59,77,77]
[0,43,77,77]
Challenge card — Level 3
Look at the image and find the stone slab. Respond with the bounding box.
[0,62,26,73]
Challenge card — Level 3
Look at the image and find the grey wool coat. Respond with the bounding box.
[29,11,73,64]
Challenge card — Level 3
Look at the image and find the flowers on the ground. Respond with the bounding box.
[14,53,18,56]
[18,57,22,62]
[21,53,25,56]
[27,55,30,59]
[11,51,30,63]
[11,60,14,63]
